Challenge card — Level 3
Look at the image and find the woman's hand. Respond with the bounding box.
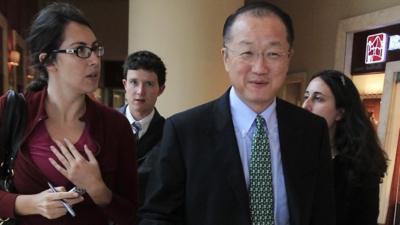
[15,187,83,219]
[48,139,112,206]
[49,138,101,188]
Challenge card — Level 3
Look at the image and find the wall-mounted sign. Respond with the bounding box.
[389,35,400,50]
[352,23,400,75]
[365,33,387,64]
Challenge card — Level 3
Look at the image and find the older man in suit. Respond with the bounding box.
[119,50,166,208]
[140,2,335,225]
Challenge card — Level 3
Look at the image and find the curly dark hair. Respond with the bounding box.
[311,70,387,183]
[122,50,166,86]
[26,2,92,91]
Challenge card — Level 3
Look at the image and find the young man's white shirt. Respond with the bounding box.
[125,107,155,139]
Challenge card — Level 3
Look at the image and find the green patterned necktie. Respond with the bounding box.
[249,115,274,225]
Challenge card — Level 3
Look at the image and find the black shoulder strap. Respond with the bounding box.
[0,90,28,172]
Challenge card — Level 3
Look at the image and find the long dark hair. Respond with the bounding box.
[26,2,92,91]
[312,70,387,182]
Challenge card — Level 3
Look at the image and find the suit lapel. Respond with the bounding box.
[137,109,165,161]
[276,99,304,178]
[213,90,250,210]
[276,99,308,225]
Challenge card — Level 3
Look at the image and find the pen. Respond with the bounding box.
[47,182,76,217]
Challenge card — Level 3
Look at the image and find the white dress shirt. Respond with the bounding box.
[229,87,289,225]
[125,107,155,139]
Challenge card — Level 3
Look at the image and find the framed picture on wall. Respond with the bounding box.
[0,12,8,94]
[279,72,307,106]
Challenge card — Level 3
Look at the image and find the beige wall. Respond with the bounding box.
[128,0,400,116]
[128,0,242,117]
[267,0,400,78]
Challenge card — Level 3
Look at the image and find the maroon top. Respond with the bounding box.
[0,89,138,225]
[28,121,98,186]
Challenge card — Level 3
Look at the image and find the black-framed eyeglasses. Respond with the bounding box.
[52,45,105,59]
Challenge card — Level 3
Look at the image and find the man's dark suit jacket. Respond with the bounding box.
[118,105,165,206]
[139,90,335,225]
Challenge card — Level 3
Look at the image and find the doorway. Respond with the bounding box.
[334,5,400,224]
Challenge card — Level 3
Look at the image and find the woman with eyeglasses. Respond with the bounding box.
[0,3,137,225]
[302,70,387,225]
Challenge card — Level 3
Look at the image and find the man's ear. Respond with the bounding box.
[158,85,165,96]
[221,47,229,72]
[122,79,127,89]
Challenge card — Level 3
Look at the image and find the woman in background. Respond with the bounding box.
[0,2,137,225]
[303,69,387,225]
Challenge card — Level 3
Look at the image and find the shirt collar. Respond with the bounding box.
[229,87,276,136]
[126,106,155,138]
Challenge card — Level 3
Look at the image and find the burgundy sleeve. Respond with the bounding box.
[0,192,18,218]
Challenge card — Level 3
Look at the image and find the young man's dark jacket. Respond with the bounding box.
[118,105,165,207]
